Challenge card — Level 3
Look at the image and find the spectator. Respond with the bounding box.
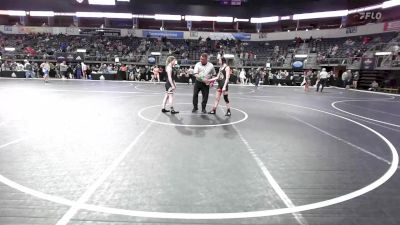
[75,63,83,79]
[24,60,34,78]
[60,61,68,79]
[239,69,246,85]
[368,80,379,91]
[352,71,360,89]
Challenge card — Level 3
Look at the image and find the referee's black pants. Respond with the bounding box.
[193,80,210,110]
[316,78,327,92]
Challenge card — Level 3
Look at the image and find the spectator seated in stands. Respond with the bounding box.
[368,80,379,91]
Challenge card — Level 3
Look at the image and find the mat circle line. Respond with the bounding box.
[0,97,397,220]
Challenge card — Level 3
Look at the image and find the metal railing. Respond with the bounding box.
[375,55,400,69]
[318,58,348,66]
[0,52,148,64]
[2,51,400,70]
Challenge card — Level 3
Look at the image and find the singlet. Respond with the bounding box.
[166,65,176,84]
[217,66,227,82]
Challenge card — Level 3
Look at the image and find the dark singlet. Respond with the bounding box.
[217,65,228,91]
[165,65,176,92]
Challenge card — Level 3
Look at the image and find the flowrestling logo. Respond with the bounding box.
[359,11,382,20]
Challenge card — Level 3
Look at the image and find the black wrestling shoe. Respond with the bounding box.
[161,108,170,113]
[208,109,216,114]
[225,109,231,117]
[171,109,179,114]
[192,108,198,113]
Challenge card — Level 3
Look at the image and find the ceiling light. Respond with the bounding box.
[234,18,249,22]
[5,47,16,51]
[154,14,181,21]
[29,11,55,17]
[88,0,115,5]
[294,54,308,58]
[0,10,26,16]
[76,12,132,19]
[382,0,400,9]
[250,16,279,23]
[293,10,348,20]
[375,52,392,55]
[185,15,233,22]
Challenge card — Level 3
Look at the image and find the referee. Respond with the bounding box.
[192,53,216,113]
[316,68,328,92]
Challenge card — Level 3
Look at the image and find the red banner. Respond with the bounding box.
[384,20,400,31]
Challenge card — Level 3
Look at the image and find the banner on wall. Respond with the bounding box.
[121,29,138,37]
[143,30,184,39]
[19,26,53,34]
[346,26,358,34]
[210,32,251,41]
[0,26,53,34]
[79,28,121,36]
[361,57,375,70]
[258,33,268,39]
[384,20,400,31]
[1,26,16,33]
[55,52,86,62]
[65,27,80,35]
[232,33,251,41]
[189,31,199,38]
[347,10,382,26]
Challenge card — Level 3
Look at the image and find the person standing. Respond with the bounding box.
[192,53,216,113]
[208,57,231,116]
[161,56,179,114]
[119,64,128,80]
[301,70,312,92]
[316,68,328,92]
[152,66,160,83]
[239,68,246,85]
[342,70,352,89]
[75,63,83,79]
[81,62,88,79]
[40,61,50,83]
[352,71,359,89]
[24,60,34,79]
[59,61,68,79]
[255,68,262,87]
[187,66,194,85]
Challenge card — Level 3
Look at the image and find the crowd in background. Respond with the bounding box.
[1,31,399,90]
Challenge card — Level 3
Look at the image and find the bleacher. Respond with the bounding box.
[0,30,399,72]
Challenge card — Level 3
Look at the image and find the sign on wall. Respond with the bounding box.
[210,32,251,41]
[4,26,13,32]
[143,30,184,39]
[55,52,86,62]
[232,33,251,41]
[346,26,358,34]
[258,33,268,39]
[79,28,121,36]
[19,26,53,34]
[361,57,375,70]
[384,20,400,31]
[347,10,383,26]
[189,31,199,38]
